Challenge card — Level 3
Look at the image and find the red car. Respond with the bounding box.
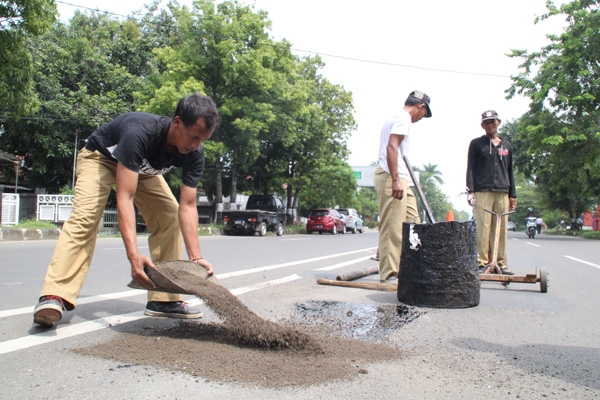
[307,208,346,235]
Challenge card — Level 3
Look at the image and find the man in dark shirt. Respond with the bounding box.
[466,110,517,275]
[33,93,220,327]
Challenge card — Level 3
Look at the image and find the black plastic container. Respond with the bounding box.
[397,220,480,308]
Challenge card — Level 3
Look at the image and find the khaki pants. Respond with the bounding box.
[374,166,420,280]
[40,148,183,309]
[474,191,509,268]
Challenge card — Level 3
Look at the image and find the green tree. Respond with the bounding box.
[355,188,378,225]
[275,56,357,222]
[413,164,453,222]
[421,163,444,185]
[135,0,290,207]
[298,162,357,215]
[507,0,600,220]
[0,0,57,116]
[0,12,154,190]
[135,2,357,223]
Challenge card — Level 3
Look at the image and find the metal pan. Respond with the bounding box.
[127,260,222,294]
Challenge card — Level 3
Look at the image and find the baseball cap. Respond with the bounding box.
[481,110,499,121]
[408,90,432,118]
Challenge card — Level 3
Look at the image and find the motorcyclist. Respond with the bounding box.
[525,208,537,238]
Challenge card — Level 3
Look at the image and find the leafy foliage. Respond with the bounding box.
[1,1,357,219]
[0,12,153,190]
[507,0,600,219]
[0,0,57,115]
[413,163,454,222]
[135,1,357,220]
[355,188,378,224]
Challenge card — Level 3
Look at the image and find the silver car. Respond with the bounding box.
[337,208,364,233]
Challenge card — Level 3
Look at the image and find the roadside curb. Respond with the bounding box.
[0,228,61,241]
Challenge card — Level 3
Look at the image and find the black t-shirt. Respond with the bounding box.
[85,112,205,188]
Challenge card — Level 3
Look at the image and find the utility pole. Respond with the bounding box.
[72,128,79,190]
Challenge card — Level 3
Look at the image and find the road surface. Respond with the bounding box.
[1,229,599,399]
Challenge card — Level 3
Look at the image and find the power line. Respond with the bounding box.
[55,1,511,79]
[0,115,83,122]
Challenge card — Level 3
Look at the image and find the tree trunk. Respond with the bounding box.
[292,188,300,224]
[286,184,294,225]
[214,158,223,224]
[230,162,238,206]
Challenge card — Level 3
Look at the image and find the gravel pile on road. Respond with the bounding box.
[163,264,318,351]
[76,263,402,387]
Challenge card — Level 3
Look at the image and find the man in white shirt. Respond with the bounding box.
[374,90,432,282]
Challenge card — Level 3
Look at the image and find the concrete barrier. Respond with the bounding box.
[0,228,61,241]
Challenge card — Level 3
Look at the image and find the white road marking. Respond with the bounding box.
[527,242,541,247]
[0,312,146,355]
[3,249,375,319]
[564,255,600,270]
[216,247,376,279]
[315,256,373,271]
[0,274,302,355]
[0,290,142,319]
[0,249,376,355]
[230,274,302,296]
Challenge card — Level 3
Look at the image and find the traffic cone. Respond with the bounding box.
[446,211,454,221]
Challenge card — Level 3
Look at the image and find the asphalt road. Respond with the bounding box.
[1,228,599,399]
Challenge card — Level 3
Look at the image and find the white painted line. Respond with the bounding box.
[0,273,304,355]
[315,256,372,271]
[0,312,145,355]
[231,274,302,296]
[3,249,376,319]
[216,247,376,279]
[527,242,541,247]
[564,255,600,270]
[0,290,143,319]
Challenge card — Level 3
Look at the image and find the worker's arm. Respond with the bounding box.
[116,163,156,290]
[386,134,405,200]
[179,184,213,275]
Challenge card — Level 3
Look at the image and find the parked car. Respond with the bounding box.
[307,208,346,235]
[337,208,364,233]
[222,195,286,236]
[507,220,517,231]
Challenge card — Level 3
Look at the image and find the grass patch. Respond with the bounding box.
[284,223,305,235]
[545,229,600,240]
[198,225,222,236]
[4,218,58,230]
[581,231,600,240]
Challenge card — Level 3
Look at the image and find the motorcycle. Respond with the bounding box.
[525,216,537,239]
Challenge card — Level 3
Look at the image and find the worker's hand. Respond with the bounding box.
[193,258,214,275]
[391,180,404,200]
[467,192,476,207]
[129,254,156,290]
[510,197,517,210]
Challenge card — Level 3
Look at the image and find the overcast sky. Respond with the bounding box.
[56,0,568,212]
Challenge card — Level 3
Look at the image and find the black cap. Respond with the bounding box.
[408,90,432,118]
[482,110,499,121]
